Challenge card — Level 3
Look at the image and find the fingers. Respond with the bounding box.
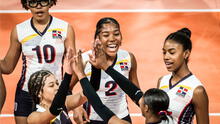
[82,109,90,123]
[73,107,89,124]
[93,39,103,56]
[73,114,84,124]
[74,49,83,64]
[88,53,95,63]
[66,47,74,60]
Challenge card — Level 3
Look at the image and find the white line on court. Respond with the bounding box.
[1,113,220,117]
[0,9,220,13]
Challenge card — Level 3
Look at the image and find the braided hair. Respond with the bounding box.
[28,70,53,104]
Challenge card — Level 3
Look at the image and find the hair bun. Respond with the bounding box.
[177,28,191,38]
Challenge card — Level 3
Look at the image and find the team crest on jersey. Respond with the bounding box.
[120,62,128,71]
[52,30,62,39]
[176,86,188,97]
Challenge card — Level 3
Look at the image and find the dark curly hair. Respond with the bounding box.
[94,17,121,39]
[28,70,53,104]
[21,0,57,10]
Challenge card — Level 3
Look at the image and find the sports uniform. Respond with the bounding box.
[36,105,72,124]
[14,16,68,116]
[159,73,203,124]
[82,49,132,123]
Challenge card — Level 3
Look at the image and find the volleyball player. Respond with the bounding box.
[0,0,75,123]
[71,49,174,124]
[157,28,209,124]
[73,17,140,124]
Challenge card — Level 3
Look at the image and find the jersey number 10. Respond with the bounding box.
[32,45,56,63]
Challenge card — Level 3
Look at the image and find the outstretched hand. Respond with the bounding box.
[89,39,110,70]
[71,49,86,80]
[64,47,74,74]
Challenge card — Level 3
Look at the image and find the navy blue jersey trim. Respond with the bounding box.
[17,54,27,90]
[169,72,192,89]
[31,16,53,36]
[178,100,195,124]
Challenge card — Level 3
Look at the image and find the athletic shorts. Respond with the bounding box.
[14,88,34,117]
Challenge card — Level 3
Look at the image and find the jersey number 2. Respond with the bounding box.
[105,81,117,96]
[32,45,55,63]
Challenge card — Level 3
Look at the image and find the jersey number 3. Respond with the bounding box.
[32,45,56,63]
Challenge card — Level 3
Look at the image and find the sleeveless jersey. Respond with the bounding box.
[16,16,68,92]
[82,49,131,121]
[159,73,203,124]
[36,105,72,124]
[155,116,175,124]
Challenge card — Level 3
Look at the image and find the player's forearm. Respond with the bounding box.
[50,73,72,115]
[105,66,143,106]
[0,59,16,74]
[80,77,115,123]
[0,70,6,112]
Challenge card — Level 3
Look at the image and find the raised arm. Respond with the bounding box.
[27,72,72,124]
[72,50,130,124]
[89,45,143,106]
[27,48,73,124]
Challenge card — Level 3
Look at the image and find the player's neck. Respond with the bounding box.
[106,55,116,62]
[32,15,51,33]
[33,15,51,25]
[40,101,51,109]
[173,63,190,77]
[145,114,161,124]
[171,65,191,84]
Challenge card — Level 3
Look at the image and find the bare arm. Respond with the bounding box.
[157,76,163,88]
[108,116,130,124]
[0,27,21,74]
[64,24,78,89]
[192,86,209,124]
[0,69,6,113]
[129,52,140,88]
[27,111,55,124]
[64,24,76,54]
[65,92,87,111]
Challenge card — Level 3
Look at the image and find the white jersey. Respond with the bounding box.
[82,49,131,121]
[36,105,72,124]
[16,16,68,92]
[159,73,203,124]
[159,116,175,124]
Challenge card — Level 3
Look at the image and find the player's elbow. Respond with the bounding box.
[0,60,14,74]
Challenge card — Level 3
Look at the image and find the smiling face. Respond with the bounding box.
[27,0,52,21]
[38,74,59,104]
[162,40,189,72]
[97,23,122,57]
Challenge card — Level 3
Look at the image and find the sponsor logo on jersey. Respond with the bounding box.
[120,62,128,71]
[176,86,188,97]
[52,30,62,39]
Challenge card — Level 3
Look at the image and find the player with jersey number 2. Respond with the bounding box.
[73,17,140,124]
